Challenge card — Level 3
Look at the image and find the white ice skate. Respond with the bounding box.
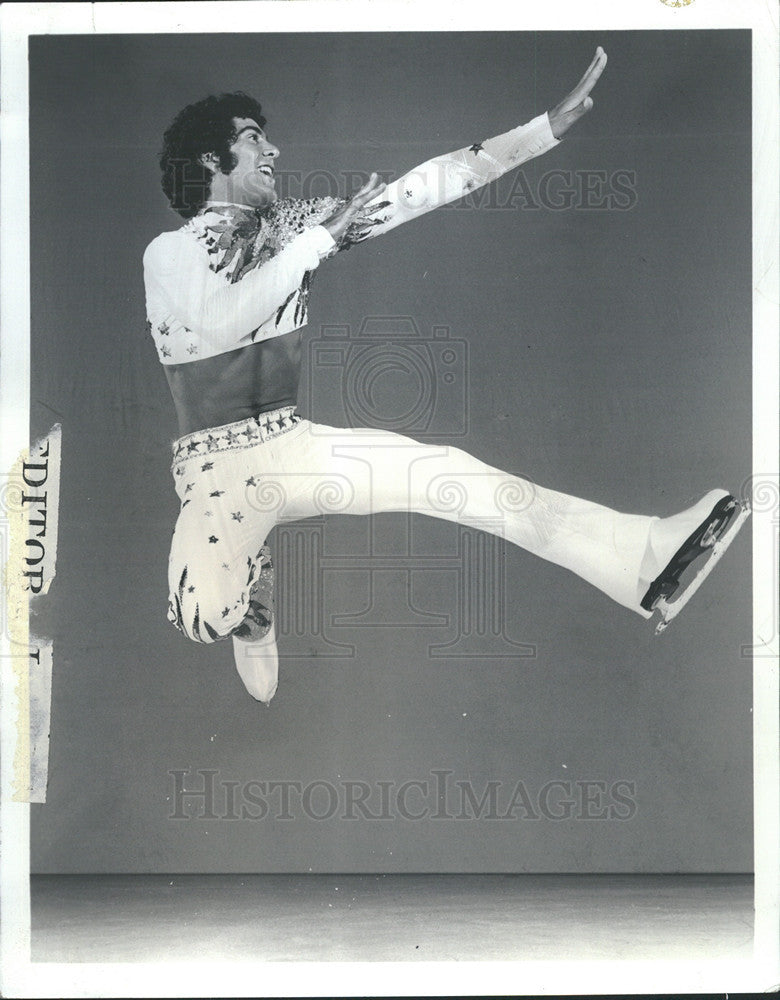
[232,625,279,705]
[231,548,278,703]
[640,491,751,634]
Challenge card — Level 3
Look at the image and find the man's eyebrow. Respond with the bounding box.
[235,125,266,139]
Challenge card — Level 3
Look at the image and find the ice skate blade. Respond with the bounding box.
[654,500,751,634]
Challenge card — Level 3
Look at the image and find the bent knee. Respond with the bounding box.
[167,552,273,645]
[167,583,247,645]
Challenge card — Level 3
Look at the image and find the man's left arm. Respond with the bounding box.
[338,46,607,247]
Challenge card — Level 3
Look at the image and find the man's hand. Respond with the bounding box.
[547,46,607,140]
[322,173,388,243]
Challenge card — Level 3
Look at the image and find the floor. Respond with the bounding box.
[30,873,754,964]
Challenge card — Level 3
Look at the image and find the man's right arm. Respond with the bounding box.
[143,225,335,351]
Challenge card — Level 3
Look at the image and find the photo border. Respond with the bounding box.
[1,1,777,996]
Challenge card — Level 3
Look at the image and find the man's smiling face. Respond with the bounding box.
[215,117,280,209]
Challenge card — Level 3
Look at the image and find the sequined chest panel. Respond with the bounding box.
[147,197,343,364]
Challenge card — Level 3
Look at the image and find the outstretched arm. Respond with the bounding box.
[322,46,608,247]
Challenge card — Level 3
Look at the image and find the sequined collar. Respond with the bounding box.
[200,201,265,234]
[189,196,343,283]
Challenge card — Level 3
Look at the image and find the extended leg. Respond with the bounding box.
[271,422,747,624]
[274,425,655,616]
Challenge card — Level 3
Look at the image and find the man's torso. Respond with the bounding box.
[145,198,342,436]
[163,329,303,435]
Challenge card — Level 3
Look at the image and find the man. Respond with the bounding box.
[144,47,748,704]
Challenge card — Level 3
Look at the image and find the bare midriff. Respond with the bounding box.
[164,329,302,436]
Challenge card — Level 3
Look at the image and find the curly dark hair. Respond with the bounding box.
[159,92,267,218]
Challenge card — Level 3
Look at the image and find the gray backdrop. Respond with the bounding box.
[29,30,752,873]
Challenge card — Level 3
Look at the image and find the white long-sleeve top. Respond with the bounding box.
[143,112,559,365]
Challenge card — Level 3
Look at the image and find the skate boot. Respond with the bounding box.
[232,625,278,705]
[640,489,751,634]
[231,545,279,703]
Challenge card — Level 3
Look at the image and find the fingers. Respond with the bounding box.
[340,173,387,231]
[350,172,386,208]
[322,172,388,241]
[565,46,607,110]
[576,46,607,98]
[548,47,606,139]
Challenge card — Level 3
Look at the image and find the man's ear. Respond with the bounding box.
[199,152,219,174]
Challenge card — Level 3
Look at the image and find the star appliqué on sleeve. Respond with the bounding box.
[208,535,219,544]
[469,141,485,154]
[201,462,214,471]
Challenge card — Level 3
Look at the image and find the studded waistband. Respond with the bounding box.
[171,406,302,467]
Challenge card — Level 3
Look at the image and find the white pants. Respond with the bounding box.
[167,411,654,643]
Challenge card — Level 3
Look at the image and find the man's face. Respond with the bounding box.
[215,116,279,208]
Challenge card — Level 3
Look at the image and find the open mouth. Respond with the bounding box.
[257,166,275,178]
